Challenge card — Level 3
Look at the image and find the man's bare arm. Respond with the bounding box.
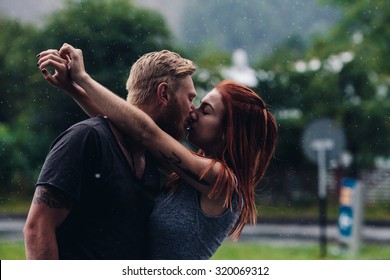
[24,185,72,259]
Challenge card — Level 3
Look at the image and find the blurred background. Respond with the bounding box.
[0,0,389,259]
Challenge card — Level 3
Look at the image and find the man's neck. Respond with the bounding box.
[108,121,146,179]
[137,102,160,122]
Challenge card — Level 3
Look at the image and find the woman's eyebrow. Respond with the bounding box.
[200,101,215,111]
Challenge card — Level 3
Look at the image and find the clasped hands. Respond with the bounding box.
[37,43,87,91]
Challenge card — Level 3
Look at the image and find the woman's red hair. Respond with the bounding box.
[213,80,277,239]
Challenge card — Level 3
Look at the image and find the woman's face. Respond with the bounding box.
[187,89,226,155]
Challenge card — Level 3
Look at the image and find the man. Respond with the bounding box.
[23,46,197,259]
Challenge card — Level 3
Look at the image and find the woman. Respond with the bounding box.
[38,43,277,259]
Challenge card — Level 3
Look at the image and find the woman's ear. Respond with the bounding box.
[157,82,169,106]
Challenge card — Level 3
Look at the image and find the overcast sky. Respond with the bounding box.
[0,0,182,33]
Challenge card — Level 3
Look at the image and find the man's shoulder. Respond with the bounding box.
[51,116,110,146]
[65,116,109,135]
[72,115,108,128]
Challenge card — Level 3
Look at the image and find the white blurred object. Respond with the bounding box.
[221,48,258,87]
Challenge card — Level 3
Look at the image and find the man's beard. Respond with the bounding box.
[156,103,185,141]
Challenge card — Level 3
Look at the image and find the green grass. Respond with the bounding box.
[212,241,390,260]
[1,240,389,260]
[0,195,31,215]
[0,241,25,260]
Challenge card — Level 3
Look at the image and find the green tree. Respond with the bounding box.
[0,18,44,195]
[258,0,390,193]
[0,18,39,123]
[316,0,390,169]
[322,0,390,74]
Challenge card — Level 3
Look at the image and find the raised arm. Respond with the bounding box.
[57,43,225,197]
[37,49,103,117]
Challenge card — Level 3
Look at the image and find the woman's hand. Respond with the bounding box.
[37,46,103,117]
[58,43,89,85]
[37,49,77,92]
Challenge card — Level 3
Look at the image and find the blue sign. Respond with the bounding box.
[339,206,353,237]
[338,178,355,239]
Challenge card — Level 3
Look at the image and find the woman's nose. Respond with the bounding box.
[189,110,198,121]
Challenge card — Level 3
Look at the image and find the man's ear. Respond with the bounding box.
[157,82,169,106]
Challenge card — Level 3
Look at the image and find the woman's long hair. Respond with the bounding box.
[165,80,277,239]
[214,80,277,239]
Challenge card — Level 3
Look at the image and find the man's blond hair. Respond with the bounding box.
[126,50,196,105]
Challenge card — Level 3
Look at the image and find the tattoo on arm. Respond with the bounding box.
[160,151,212,186]
[33,186,72,209]
[160,151,182,165]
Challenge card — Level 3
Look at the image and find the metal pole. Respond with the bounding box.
[350,181,364,256]
[311,139,334,258]
[317,146,327,258]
